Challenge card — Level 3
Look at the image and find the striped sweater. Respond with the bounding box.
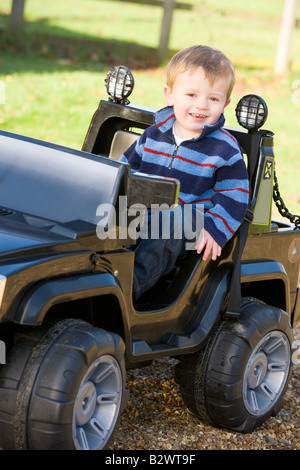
[120,106,249,248]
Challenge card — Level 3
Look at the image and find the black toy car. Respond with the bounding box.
[0,66,299,450]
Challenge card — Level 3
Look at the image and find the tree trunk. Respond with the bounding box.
[157,0,176,64]
[9,0,26,32]
[274,0,298,75]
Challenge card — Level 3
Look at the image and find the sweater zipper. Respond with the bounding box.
[169,144,179,169]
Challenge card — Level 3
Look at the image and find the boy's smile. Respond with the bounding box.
[164,66,231,140]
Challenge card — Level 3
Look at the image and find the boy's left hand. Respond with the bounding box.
[196,229,222,261]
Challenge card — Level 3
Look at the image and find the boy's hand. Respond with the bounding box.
[196,229,222,261]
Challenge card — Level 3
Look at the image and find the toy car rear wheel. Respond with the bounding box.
[0,319,127,450]
[175,298,293,433]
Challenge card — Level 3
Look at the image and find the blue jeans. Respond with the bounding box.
[132,204,203,299]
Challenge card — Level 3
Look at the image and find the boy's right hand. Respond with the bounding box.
[195,229,222,261]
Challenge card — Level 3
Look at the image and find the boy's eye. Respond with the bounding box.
[210,97,219,102]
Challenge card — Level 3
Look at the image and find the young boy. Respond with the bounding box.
[120,45,249,300]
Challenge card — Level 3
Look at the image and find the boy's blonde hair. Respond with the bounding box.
[165,45,235,99]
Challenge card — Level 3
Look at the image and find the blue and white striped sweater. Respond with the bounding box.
[120,106,249,248]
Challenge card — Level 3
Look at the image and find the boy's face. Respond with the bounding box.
[164,66,231,140]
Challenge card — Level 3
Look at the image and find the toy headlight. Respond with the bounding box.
[105,66,134,104]
[235,94,268,131]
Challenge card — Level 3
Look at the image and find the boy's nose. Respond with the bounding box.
[195,97,208,109]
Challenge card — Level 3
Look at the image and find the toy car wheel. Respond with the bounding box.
[0,319,127,450]
[72,353,123,450]
[175,298,293,433]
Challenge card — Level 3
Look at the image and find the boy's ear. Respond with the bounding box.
[164,85,174,106]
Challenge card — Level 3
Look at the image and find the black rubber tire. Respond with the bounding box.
[174,298,294,433]
[0,319,127,450]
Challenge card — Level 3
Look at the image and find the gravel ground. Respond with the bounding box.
[110,324,300,451]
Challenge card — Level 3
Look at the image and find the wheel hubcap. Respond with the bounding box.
[243,331,291,416]
[247,352,268,389]
[73,355,122,450]
[76,381,97,426]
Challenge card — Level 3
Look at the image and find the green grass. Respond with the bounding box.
[0,0,299,216]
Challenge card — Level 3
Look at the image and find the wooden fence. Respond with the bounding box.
[109,0,193,63]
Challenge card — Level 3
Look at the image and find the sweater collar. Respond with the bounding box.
[155,106,225,140]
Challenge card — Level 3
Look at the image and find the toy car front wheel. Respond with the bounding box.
[0,319,127,450]
[175,298,293,433]
[72,353,123,450]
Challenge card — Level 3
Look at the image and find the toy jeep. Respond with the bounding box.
[0,66,299,450]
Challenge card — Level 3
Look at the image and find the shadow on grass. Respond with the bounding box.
[0,14,169,75]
